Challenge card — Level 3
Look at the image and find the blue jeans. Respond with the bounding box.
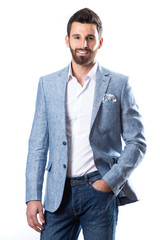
[40,171,118,240]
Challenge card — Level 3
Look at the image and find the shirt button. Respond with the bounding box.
[63,142,67,146]
[63,164,66,168]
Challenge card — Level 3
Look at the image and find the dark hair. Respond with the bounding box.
[67,8,103,39]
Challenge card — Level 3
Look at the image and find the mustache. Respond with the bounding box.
[75,48,91,53]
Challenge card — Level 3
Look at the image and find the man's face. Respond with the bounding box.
[65,22,103,66]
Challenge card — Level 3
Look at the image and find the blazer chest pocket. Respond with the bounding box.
[46,162,52,172]
[102,100,119,107]
[101,101,120,116]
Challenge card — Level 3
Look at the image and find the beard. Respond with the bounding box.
[69,45,97,66]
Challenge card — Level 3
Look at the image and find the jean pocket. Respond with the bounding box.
[89,181,113,195]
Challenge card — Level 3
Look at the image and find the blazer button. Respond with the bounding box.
[63,164,66,168]
[63,141,67,146]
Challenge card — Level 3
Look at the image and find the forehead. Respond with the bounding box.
[70,22,98,36]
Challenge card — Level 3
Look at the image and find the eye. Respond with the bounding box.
[73,36,80,40]
[87,36,94,41]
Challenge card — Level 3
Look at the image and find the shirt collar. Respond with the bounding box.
[68,62,98,82]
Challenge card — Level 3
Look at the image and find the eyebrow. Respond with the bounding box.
[71,34,95,38]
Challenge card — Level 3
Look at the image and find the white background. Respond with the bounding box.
[0,0,160,239]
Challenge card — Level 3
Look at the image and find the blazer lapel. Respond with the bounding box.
[47,66,69,133]
[56,67,69,133]
[48,65,111,132]
[90,65,111,129]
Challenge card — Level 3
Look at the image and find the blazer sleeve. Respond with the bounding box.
[26,77,49,203]
[102,78,147,195]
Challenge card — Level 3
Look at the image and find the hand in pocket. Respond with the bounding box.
[92,179,112,192]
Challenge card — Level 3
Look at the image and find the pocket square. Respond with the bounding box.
[102,93,117,103]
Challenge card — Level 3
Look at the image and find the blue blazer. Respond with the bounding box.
[26,64,146,212]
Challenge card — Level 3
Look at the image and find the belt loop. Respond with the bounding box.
[84,173,89,186]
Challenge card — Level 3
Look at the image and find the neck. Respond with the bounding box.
[71,60,96,86]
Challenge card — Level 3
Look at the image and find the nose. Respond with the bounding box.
[81,39,88,49]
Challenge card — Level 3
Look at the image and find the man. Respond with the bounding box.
[26,8,146,240]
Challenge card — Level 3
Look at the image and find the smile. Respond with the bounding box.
[77,50,89,55]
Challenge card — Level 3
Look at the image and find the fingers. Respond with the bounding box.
[27,215,44,233]
[39,209,45,224]
[26,201,45,233]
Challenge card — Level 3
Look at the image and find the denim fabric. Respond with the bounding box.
[40,171,118,240]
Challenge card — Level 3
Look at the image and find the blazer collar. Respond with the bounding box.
[90,64,111,129]
[53,64,111,131]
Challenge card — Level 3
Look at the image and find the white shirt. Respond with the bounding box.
[66,63,98,177]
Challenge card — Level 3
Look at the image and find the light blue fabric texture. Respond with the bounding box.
[26,64,146,212]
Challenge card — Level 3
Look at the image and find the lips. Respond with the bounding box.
[77,50,88,55]
[76,49,90,56]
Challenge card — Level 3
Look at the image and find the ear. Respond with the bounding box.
[98,38,103,49]
[65,35,70,48]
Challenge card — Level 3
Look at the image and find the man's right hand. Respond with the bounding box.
[26,200,45,233]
